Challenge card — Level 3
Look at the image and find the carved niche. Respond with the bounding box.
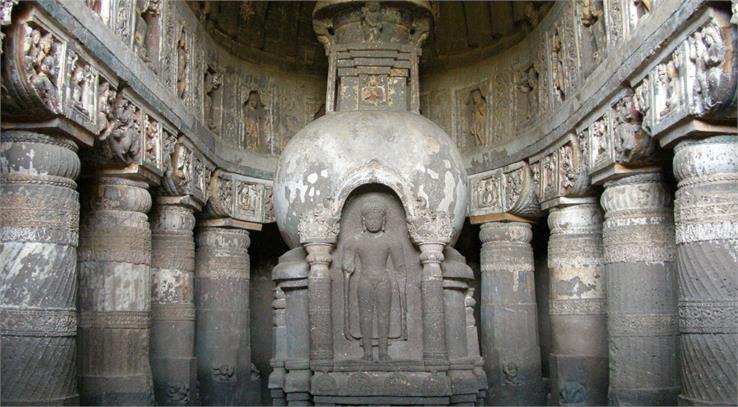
[456,84,489,149]
[133,0,161,70]
[576,0,607,78]
[64,47,98,130]
[240,78,274,154]
[331,188,420,363]
[203,63,223,134]
[515,63,539,124]
[176,27,189,100]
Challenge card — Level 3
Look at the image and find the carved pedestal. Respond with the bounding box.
[672,136,737,405]
[150,198,199,405]
[77,176,155,405]
[479,222,543,405]
[601,174,679,405]
[194,226,252,406]
[547,202,608,406]
[0,131,80,405]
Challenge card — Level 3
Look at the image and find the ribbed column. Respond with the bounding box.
[547,202,608,405]
[479,222,543,405]
[194,226,251,406]
[672,135,737,406]
[601,173,679,405]
[305,243,334,365]
[150,199,198,405]
[0,131,80,405]
[77,176,155,405]
[419,243,449,369]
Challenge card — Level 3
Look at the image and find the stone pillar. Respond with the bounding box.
[305,243,334,365]
[0,131,80,405]
[672,136,737,405]
[547,202,608,405]
[77,176,155,405]
[150,198,199,405]
[194,226,252,406]
[601,173,679,405]
[479,222,543,405]
[418,243,449,369]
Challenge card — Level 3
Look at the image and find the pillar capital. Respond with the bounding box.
[479,221,532,244]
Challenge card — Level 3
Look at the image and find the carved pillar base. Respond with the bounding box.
[547,202,608,406]
[77,176,155,405]
[479,222,543,405]
[194,226,252,406]
[150,198,199,405]
[0,131,80,405]
[673,136,738,406]
[601,174,679,405]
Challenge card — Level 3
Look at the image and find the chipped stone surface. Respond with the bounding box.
[0,131,80,405]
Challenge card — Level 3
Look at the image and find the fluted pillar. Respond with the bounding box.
[150,198,199,405]
[194,226,252,405]
[672,135,737,406]
[601,173,679,405]
[479,222,543,405]
[0,131,80,405]
[77,176,155,405]
[547,202,608,405]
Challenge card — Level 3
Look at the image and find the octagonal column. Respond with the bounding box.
[601,173,679,405]
[547,202,608,405]
[77,176,155,405]
[194,225,252,406]
[479,221,543,405]
[150,198,200,405]
[0,130,81,405]
[672,136,737,406]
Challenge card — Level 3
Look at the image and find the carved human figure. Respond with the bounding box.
[342,203,405,361]
[108,96,141,162]
[361,2,382,42]
[551,31,565,101]
[662,50,681,116]
[242,90,267,151]
[516,66,539,119]
[204,68,221,131]
[467,88,487,145]
[481,179,497,207]
[25,29,59,108]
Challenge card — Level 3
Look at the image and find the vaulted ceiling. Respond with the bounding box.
[189,1,552,73]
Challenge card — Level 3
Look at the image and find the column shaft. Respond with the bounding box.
[77,176,155,405]
[0,131,80,405]
[150,200,198,405]
[305,243,334,365]
[194,226,251,405]
[479,222,543,405]
[419,243,449,368]
[601,173,679,405]
[673,136,737,405]
[548,203,608,405]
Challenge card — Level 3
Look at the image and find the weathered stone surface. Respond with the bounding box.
[479,221,543,405]
[194,226,253,406]
[150,199,198,405]
[547,202,608,405]
[0,130,80,405]
[601,173,679,405]
[672,135,737,406]
[77,176,155,405]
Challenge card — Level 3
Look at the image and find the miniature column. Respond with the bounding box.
[194,225,252,405]
[479,221,543,405]
[601,173,679,405]
[672,136,737,405]
[419,243,449,368]
[547,201,608,405]
[305,242,334,365]
[150,198,200,405]
[77,176,155,405]
[0,131,80,405]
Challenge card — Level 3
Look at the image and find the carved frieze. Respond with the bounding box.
[469,161,541,218]
[161,137,212,205]
[631,9,736,142]
[206,170,274,224]
[64,46,98,133]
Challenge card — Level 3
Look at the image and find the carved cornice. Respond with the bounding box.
[205,169,274,224]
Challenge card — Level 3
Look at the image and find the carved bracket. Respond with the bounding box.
[160,137,212,206]
[205,169,274,224]
[630,8,736,146]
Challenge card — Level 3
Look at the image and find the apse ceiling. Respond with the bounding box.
[188,1,552,73]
